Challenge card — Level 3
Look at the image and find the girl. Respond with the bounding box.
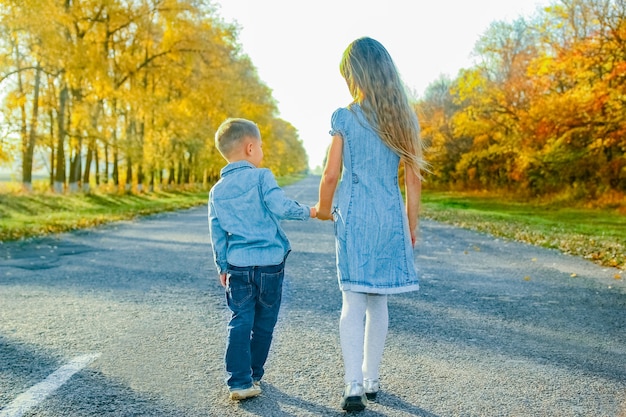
[315,37,426,412]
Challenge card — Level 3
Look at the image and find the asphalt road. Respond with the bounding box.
[1,175,625,417]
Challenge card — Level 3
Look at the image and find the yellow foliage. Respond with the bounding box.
[417,0,626,198]
[0,0,307,189]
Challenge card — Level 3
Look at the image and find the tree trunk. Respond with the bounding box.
[126,158,133,192]
[48,110,55,190]
[54,86,69,193]
[149,170,155,192]
[104,140,109,184]
[137,164,144,193]
[95,145,100,186]
[21,65,42,192]
[112,146,119,186]
[68,136,82,193]
[169,165,175,185]
[83,138,94,192]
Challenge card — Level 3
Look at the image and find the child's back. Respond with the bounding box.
[208,117,315,401]
[210,163,305,269]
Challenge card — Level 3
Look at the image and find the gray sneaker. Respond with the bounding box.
[340,381,367,411]
[363,378,380,401]
[229,384,261,401]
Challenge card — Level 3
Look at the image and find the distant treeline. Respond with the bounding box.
[417,0,626,202]
[0,0,308,193]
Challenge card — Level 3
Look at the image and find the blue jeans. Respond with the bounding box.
[225,261,285,390]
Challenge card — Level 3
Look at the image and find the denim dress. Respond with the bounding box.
[330,105,419,294]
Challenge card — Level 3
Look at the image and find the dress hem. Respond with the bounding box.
[338,282,420,295]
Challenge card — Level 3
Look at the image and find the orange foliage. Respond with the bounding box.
[418,0,626,200]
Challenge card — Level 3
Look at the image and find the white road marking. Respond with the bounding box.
[0,353,101,417]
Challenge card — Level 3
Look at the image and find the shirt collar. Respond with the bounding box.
[220,160,256,177]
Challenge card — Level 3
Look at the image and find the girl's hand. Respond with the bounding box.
[410,222,420,247]
[314,202,333,221]
[219,273,227,287]
[317,211,333,221]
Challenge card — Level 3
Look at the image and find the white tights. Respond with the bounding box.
[339,291,389,384]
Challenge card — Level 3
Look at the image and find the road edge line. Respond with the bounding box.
[0,353,101,417]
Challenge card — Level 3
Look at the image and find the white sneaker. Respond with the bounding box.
[363,378,380,401]
[229,384,261,400]
[340,381,367,411]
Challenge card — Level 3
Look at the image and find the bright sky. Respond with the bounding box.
[215,0,551,170]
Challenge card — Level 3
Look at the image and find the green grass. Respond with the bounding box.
[0,189,211,241]
[421,191,626,270]
[0,174,306,242]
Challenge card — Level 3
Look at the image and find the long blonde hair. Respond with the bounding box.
[340,37,426,177]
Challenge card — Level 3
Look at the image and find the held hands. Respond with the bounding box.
[314,202,333,221]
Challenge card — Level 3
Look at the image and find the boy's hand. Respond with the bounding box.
[310,206,317,218]
[219,273,227,287]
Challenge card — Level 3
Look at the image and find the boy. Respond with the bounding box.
[208,118,316,400]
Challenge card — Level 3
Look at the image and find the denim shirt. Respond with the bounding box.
[208,160,310,273]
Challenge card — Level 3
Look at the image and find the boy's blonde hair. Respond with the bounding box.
[215,118,260,159]
[340,37,427,177]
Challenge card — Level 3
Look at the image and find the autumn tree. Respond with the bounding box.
[418,0,625,200]
[526,0,626,196]
[451,17,541,190]
[0,0,60,190]
[0,0,309,193]
[416,75,471,187]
